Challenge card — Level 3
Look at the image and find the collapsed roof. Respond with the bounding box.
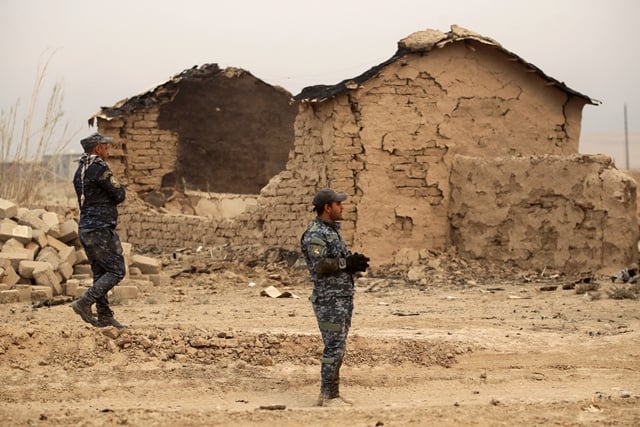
[295,25,601,105]
[89,64,291,124]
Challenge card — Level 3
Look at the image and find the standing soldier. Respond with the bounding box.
[70,132,127,329]
[300,188,370,406]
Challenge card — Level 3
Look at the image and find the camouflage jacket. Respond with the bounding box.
[300,218,354,297]
[73,154,125,229]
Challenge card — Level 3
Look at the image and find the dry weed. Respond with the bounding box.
[0,52,75,205]
[607,286,638,300]
[575,282,600,295]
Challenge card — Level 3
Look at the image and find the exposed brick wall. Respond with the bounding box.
[97,109,178,194]
[116,199,263,253]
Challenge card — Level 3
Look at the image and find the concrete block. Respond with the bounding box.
[56,219,78,243]
[41,211,60,233]
[0,290,19,304]
[33,265,62,295]
[57,245,77,266]
[19,260,52,279]
[14,284,31,302]
[58,261,74,281]
[31,229,48,248]
[0,249,35,270]
[46,235,68,252]
[63,279,80,296]
[2,238,25,251]
[131,254,162,274]
[35,247,61,270]
[17,208,50,233]
[31,285,53,302]
[0,223,32,244]
[121,241,133,260]
[0,262,20,287]
[31,208,47,217]
[75,248,88,265]
[0,199,18,220]
[110,285,138,300]
[24,242,39,260]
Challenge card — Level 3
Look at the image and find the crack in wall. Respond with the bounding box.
[347,93,366,196]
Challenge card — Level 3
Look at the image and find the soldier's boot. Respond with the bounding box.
[315,393,328,407]
[315,385,333,406]
[96,305,127,329]
[328,377,353,405]
[318,394,353,407]
[96,315,127,329]
[70,298,98,326]
[321,397,352,407]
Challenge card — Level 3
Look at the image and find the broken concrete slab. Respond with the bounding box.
[131,254,162,274]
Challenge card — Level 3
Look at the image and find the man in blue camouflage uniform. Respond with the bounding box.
[70,132,127,329]
[300,188,370,407]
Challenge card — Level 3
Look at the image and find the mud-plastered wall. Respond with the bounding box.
[449,154,638,272]
[274,40,589,264]
[626,170,640,221]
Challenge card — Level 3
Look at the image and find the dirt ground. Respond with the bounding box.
[1,246,639,426]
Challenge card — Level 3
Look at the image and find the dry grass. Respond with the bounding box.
[575,282,600,295]
[607,284,639,300]
[0,53,75,206]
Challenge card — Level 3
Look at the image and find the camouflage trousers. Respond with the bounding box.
[79,228,126,317]
[310,293,354,399]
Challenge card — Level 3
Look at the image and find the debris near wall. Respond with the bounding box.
[0,198,168,306]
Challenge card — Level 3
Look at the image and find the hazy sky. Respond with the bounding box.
[1,0,638,167]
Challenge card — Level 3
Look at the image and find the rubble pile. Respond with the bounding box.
[0,198,168,305]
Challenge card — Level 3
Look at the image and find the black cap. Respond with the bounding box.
[80,132,113,151]
[312,188,347,208]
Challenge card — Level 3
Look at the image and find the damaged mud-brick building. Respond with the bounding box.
[91,64,299,248]
[92,25,638,273]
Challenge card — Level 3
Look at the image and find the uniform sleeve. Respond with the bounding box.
[98,167,126,204]
[305,235,344,274]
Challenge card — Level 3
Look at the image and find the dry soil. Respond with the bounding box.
[1,247,639,426]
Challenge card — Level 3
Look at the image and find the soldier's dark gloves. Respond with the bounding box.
[345,253,370,274]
